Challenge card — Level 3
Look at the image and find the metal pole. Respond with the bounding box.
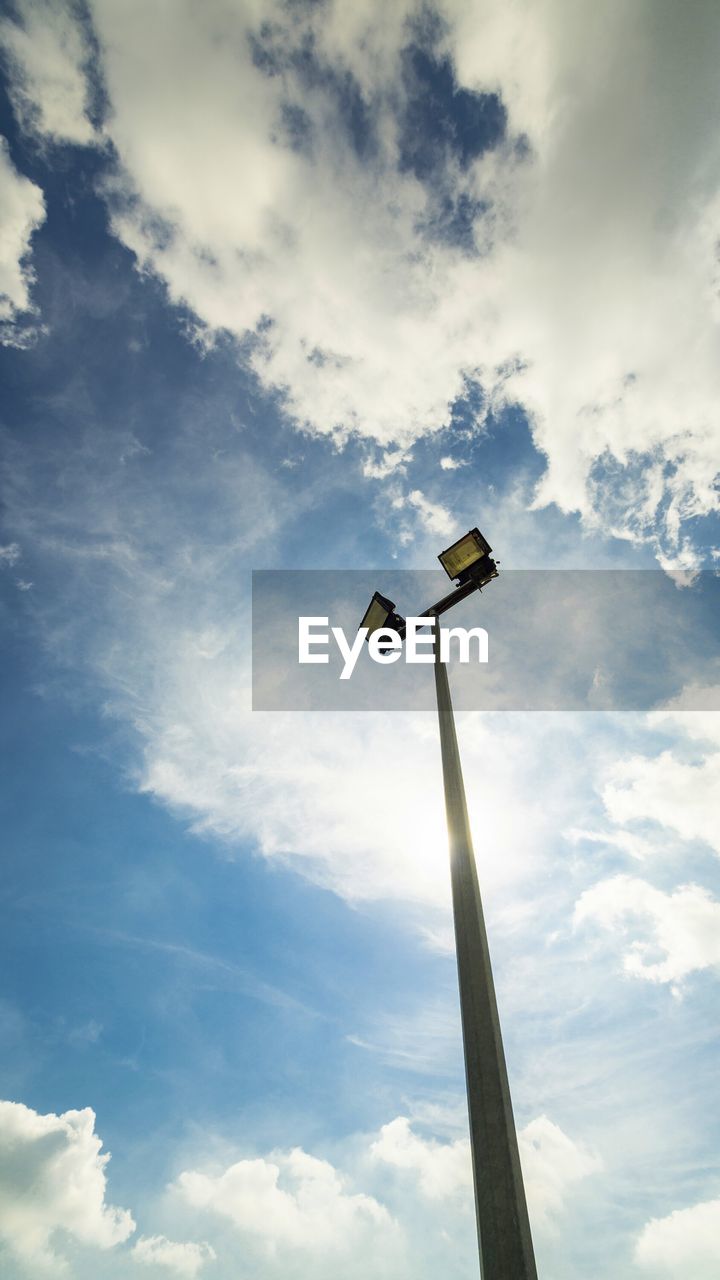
[433,618,537,1280]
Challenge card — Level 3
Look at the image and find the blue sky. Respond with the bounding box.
[0,3,719,1278]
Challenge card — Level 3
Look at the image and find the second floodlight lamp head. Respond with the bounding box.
[359,591,405,637]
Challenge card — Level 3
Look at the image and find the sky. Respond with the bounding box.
[0,2,719,1278]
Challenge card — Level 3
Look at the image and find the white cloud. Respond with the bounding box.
[371,1113,599,1231]
[132,1234,216,1278]
[3,2,717,552]
[175,1146,393,1254]
[0,541,22,565]
[398,488,456,539]
[602,749,720,854]
[0,0,96,144]
[0,137,45,341]
[574,874,720,988]
[362,447,413,479]
[0,1,718,552]
[452,1,720,535]
[138,690,567,915]
[649,686,720,749]
[635,1197,720,1277]
[517,1115,601,1233]
[371,1116,471,1199]
[0,1099,135,1268]
[29,0,707,556]
[585,698,720,876]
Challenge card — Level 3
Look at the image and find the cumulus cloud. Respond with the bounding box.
[371,1114,599,1231]
[517,1115,601,1233]
[602,750,720,855]
[585,695,720,871]
[0,0,96,144]
[172,1115,598,1277]
[0,0,696,557]
[2,0,718,558]
[0,0,718,555]
[574,874,720,989]
[132,1234,216,1278]
[635,1197,720,1277]
[175,1146,394,1255]
[0,137,45,343]
[0,1099,134,1268]
[371,1116,471,1199]
[649,685,720,747]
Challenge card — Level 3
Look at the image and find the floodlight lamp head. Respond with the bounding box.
[359,591,405,640]
[438,527,497,586]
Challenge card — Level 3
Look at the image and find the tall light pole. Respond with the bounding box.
[360,529,538,1280]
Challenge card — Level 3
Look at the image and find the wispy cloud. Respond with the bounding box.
[0,541,22,565]
[347,997,464,1077]
[86,927,321,1019]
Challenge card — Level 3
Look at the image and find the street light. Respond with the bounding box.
[359,529,537,1280]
